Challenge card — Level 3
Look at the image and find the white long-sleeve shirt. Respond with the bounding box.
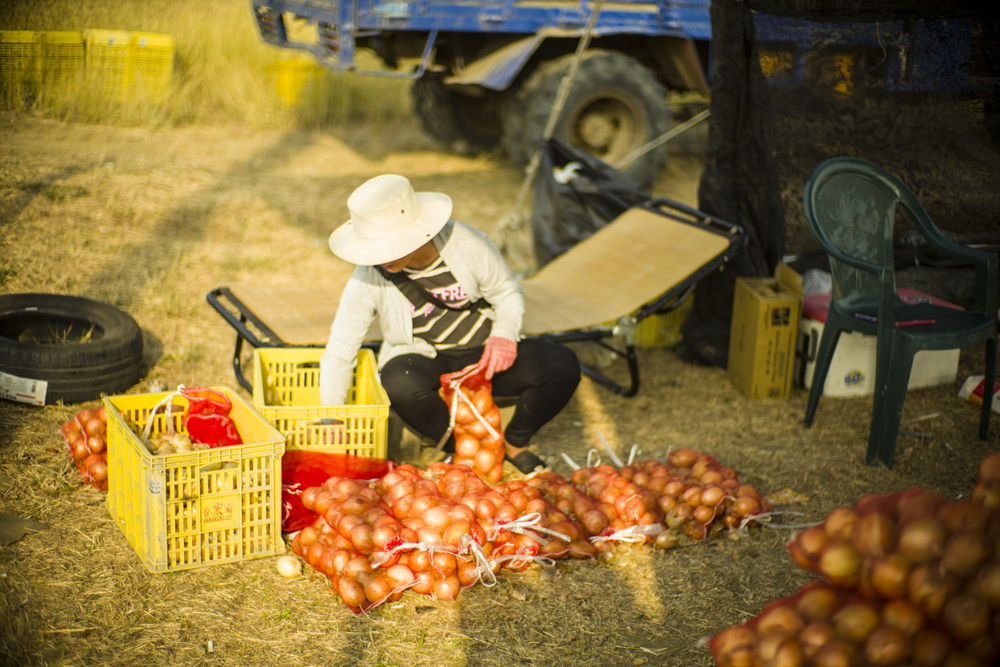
[319,220,524,406]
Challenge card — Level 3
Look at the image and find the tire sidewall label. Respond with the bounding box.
[0,371,47,406]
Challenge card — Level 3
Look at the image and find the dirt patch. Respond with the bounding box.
[0,111,995,667]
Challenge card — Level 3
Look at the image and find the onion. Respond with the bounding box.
[789,527,828,570]
[410,571,435,595]
[335,574,367,608]
[693,504,716,526]
[663,479,686,498]
[668,448,698,468]
[84,417,106,437]
[937,500,990,533]
[432,574,460,601]
[300,486,321,512]
[755,604,804,637]
[700,485,726,507]
[386,563,415,588]
[343,554,373,579]
[408,549,431,573]
[970,479,1000,510]
[88,459,108,483]
[474,447,498,473]
[422,505,451,532]
[709,625,756,667]
[657,495,678,514]
[976,561,1000,608]
[908,564,958,618]
[690,456,715,480]
[755,633,804,667]
[298,525,320,547]
[306,541,326,568]
[443,518,472,546]
[349,524,374,552]
[940,530,990,579]
[853,511,897,558]
[979,452,1000,483]
[455,433,480,459]
[833,600,880,644]
[867,553,911,600]
[897,518,947,565]
[358,571,391,603]
[881,598,925,638]
[87,435,106,455]
[681,485,703,508]
[863,625,909,666]
[811,638,858,667]
[580,509,608,536]
[799,622,836,660]
[276,555,302,578]
[818,539,862,586]
[313,490,334,517]
[941,594,990,642]
[824,507,858,541]
[910,629,952,667]
[795,582,843,622]
[731,495,760,519]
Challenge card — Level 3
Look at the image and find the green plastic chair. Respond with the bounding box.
[802,157,998,468]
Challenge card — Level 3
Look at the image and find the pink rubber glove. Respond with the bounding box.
[479,337,517,379]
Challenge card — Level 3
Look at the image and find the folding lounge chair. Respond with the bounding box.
[207,197,745,396]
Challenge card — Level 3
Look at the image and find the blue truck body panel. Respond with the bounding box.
[253,0,712,82]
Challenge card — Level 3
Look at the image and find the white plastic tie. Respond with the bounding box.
[590,523,664,544]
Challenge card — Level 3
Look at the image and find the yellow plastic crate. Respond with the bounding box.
[103,387,286,573]
[84,28,132,98]
[39,31,84,85]
[0,31,40,101]
[266,58,324,106]
[253,347,390,457]
[131,32,173,97]
[631,297,693,348]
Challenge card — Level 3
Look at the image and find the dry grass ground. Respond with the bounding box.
[0,110,996,667]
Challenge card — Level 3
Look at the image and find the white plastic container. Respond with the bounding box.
[794,289,961,397]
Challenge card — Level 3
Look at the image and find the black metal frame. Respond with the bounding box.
[206,196,746,396]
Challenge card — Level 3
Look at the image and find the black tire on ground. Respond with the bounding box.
[0,293,145,406]
[501,50,672,190]
[411,72,503,156]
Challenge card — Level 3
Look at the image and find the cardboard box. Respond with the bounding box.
[728,263,802,399]
[795,289,961,396]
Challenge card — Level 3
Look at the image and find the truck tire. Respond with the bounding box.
[412,72,502,155]
[0,293,144,406]
[501,50,671,189]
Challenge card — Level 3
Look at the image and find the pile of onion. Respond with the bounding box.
[283,450,770,612]
[60,406,109,491]
[569,448,769,544]
[443,384,505,484]
[711,451,1000,666]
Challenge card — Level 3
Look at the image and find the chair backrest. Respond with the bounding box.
[803,157,919,313]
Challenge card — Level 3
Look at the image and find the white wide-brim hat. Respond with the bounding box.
[329,174,452,266]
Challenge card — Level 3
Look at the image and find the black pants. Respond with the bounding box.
[379,339,580,449]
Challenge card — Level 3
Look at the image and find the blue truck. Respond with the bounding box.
[251,0,713,187]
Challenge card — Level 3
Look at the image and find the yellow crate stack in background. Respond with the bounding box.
[131,32,174,99]
[0,31,40,103]
[2,28,172,102]
[39,31,84,85]
[104,387,286,573]
[253,347,390,458]
[83,28,132,98]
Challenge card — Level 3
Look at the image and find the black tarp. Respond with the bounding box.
[530,139,649,267]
